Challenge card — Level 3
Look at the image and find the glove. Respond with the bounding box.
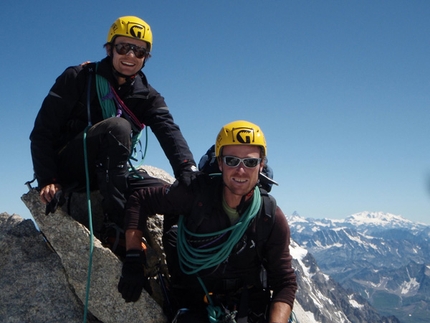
[178,169,213,197]
[118,249,152,302]
[177,165,199,186]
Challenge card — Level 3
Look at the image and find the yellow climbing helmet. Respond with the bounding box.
[107,16,153,52]
[215,120,267,157]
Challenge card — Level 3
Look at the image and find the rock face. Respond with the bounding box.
[0,214,86,323]
[11,165,174,323]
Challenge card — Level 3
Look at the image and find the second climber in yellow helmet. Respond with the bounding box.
[120,120,297,322]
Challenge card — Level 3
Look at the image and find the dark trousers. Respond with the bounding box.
[57,117,166,227]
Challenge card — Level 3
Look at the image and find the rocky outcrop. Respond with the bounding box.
[4,165,312,323]
[1,213,87,323]
[8,165,174,323]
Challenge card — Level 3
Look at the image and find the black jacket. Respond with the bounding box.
[30,57,195,187]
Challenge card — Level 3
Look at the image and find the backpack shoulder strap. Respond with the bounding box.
[256,190,277,261]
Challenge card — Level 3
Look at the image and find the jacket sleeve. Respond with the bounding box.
[264,206,298,309]
[29,65,87,188]
[125,179,196,232]
[140,84,196,178]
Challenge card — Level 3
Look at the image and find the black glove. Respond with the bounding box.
[178,170,214,197]
[118,249,152,302]
[177,165,199,186]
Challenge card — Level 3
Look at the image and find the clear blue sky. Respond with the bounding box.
[1,0,429,224]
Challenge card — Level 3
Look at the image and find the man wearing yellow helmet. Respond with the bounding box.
[30,16,197,237]
[105,16,153,79]
[119,120,297,323]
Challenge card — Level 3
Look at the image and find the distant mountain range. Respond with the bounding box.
[288,211,430,323]
[289,240,400,323]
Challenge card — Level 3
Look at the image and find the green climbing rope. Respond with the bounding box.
[95,63,116,119]
[176,186,262,275]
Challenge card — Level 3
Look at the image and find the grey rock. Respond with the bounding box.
[0,213,86,323]
[16,165,175,323]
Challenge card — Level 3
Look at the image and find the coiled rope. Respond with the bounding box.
[177,186,261,274]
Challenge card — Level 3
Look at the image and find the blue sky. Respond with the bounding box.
[1,0,429,224]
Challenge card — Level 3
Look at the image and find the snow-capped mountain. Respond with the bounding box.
[290,211,428,236]
[289,240,400,323]
[288,211,430,323]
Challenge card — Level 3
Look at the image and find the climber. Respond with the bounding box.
[119,120,297,322]
[30,16,197,234]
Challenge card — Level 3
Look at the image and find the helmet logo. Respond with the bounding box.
[234,129,254,144]
[129,24,146,39]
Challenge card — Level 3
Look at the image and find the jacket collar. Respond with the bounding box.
[97,57,150,97]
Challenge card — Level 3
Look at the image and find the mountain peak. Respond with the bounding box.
[345,211,412,227]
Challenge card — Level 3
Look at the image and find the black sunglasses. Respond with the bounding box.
[114,43,148,59]
[222,156,262,168]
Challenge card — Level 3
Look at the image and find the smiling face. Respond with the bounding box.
[107,36,148,81]
[218,144,263,208]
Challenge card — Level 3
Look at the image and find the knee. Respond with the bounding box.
[102,118,132,149]
[104,117,132,136]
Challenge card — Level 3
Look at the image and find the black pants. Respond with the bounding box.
[57,117,167,227]
[172,308,267,323]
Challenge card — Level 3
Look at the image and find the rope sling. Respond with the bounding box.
[95,62,148,169]
[176,186,262,323]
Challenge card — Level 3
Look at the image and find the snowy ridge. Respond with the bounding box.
[290,211,428,234]
[288,211,430,323]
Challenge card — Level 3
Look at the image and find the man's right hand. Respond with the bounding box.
[118,249,152,302]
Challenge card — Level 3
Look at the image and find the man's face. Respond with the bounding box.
[218,145,263,199]
[108,36,148,77]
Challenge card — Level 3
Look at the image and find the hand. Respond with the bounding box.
[41,184,65,215]
[177,165,198,186]
[178,169,213,197]
[118,249,152,302]
[40,183,62,204]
